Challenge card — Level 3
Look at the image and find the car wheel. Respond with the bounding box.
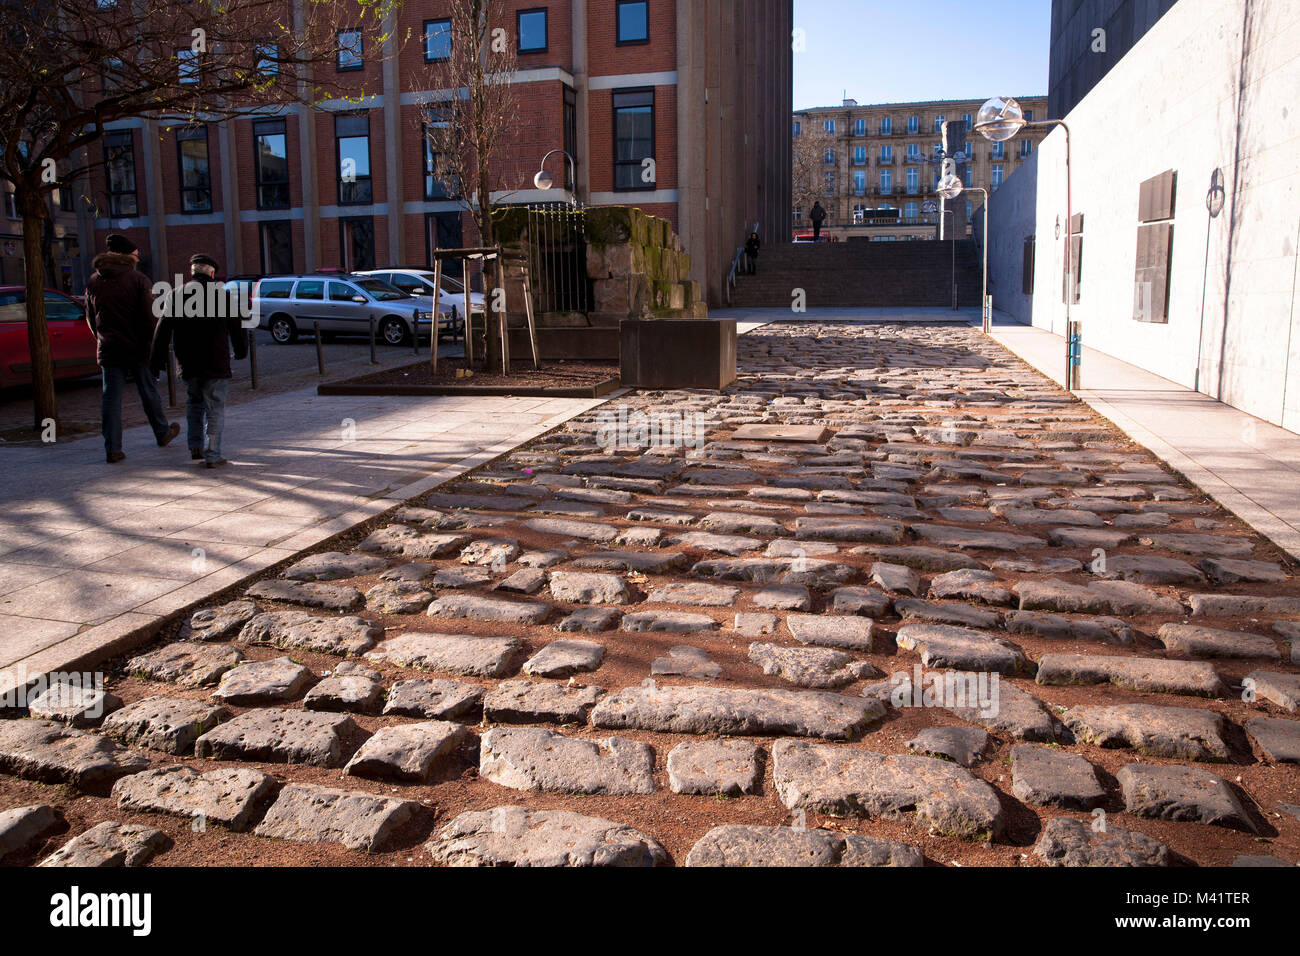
[269,314,298,344]
[380,316,409,346]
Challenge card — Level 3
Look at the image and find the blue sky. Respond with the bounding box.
[793,0,1051,110]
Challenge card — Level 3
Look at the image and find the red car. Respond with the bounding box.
[0,286,99,388]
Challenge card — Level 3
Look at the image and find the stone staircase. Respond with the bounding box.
[731,240,984,308]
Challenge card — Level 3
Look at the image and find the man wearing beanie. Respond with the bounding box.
[150,253,247,468]
[85,234,179,463]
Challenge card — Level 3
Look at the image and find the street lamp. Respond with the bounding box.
[974,96,1077,389]
[533,149,578,205]
[938,175,989,332]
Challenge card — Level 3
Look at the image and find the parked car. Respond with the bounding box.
[0,286,99,388]
[252,274,436,346]
[356,268,485,339]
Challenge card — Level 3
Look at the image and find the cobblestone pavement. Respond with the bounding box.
[3,321,1298,867]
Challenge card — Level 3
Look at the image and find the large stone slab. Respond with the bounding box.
[1190,594,1300,616]
[194,709,359,767]
[479,727,654,795]
[1156,623,1280,660]
[212,657,315,705]
[0,719,148,790]
[646,581,741,607]
[748,642,876,689]
[1015,579,1183,616]
[254,783,420,851]
[555,607,621,633]
[237,611,382,656]
[1010,744,1105,809]
[524,517,620,542]
[282,551,388,581]
[927,569,1014,606]
[786,614,876,651]
[0,805,59,862]
[426,807,667,867]
[303,674,384,713]
[731,424,830,443]
[685,825,922,867]
[365,632,524,677]
[548,572,633,605]
[650,645,722,678]
[427,593,552,625]
[772,739,1004,840]
[893,598,1002,629]
[1142,533,1253,556]
[358,525,470,559]
[794,517,904,544]
[570,550,687,573]
[1064,704,1229,761]
[1033,817,1170,867]
[1245,670,1300,710]
[100,696,231,755]
[483,680,605,724]
[125,642,243,687]
[345,721,476,782]
[523,639,605,677]
[1117,764,1255,832]
[383,679,484,720]
[620,609,718,633]
[26,681,122,728]
[590,685,884,740]
[666,740,762,795]
[895,623,1027,675]
[1003,610,1132,644]
[913,525,1044,551]
[112,766,278,831]
[830,586,892,618]
[365,580,434,614]
[1200,557,1287,585]
[1036,653,1224,697]
[181,600,258,641]
[1246,716,1300,762]
[38,822,167,867]
[1099,554,1205,586]
[246,579,363,611]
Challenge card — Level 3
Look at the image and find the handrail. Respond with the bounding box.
[725,220,759,306]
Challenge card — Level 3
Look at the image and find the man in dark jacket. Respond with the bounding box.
[810,201,827,241]
[85,234,179,463]
[150,253,248,468]
[743,232,761,275]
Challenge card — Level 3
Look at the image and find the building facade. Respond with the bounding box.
[986,0,1300,431]
[11,0,790,306]
[792,95,1048,242]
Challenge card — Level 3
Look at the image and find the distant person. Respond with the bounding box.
[810,201,827,241]
[150,253,247,468]
[744,231,761,274]
[85,234,178,463]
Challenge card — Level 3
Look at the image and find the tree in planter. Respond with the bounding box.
[417,0,519,372]
[0,0,398,431]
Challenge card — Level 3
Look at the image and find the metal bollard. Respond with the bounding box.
[248,329,259,389]
[314,321,325,375]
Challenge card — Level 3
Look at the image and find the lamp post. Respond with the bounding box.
[939,176,989,331]
[533,149,578,206]
[973,96,1077,389]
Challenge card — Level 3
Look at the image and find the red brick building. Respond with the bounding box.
[49,0,791,306]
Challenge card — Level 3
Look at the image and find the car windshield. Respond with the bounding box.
[352,278,408,301]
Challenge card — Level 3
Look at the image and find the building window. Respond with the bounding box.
[852,169,866,195]
[880,116,892,136]
[907,115,918,134]
[339,216,375,271]
[906,144,920,162]
[612,88,654,191]
[824,171,835,195]
[335,113,372,205]
[854,118,866,137]
[1024,110,1034,122]
[961,113,972,127]
[616,0,648,44]
[425,212,463,273]
[563,85,577,190]
[966,201,972,219]
[256,43,279,76]
[176,126,212,214]
[338,29,363,70]
[880,169,892,193]
[934,115,945,132]
[852,204,866,223]
[793,207,802,223]
[792,120,801,137]
[823,120,835,134]
[422,125,454,200]
[102,57,124,94]
[253,118,289,210]
[905,201,918,218]
[518,8,548,53]
[259,220,293,274]
[1020,140,1032,157]
[104,131,138,217]
[424,19,451,61]
[992,141,1005,160]
[906,167,918,193]
[177,48,200,85]
[991,164,1004,188]
[4,187,18,220]
[823,147,835,166]
[964,165,972,186]
[852,146,866,166]
[879,145,892,164]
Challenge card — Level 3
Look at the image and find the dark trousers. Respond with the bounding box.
[185,376,230,464]
[744,252,757,275]
[101,364,169,454]
[812,220,823,240]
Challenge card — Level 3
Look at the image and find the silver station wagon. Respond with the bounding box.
[253,274,436,346]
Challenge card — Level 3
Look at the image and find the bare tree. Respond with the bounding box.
[792,125,835,224]
[0,0,398,430]
[418,0,518,371]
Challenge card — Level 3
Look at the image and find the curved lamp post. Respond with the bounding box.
[938,176,989,331]
[974,96,1077,389]
[533,149,578,206]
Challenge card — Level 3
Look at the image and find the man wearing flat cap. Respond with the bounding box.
[85,233,179,463]
[150,252,247,467]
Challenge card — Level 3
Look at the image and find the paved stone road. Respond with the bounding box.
[2,321,1297,867]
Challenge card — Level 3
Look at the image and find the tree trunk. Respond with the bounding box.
[17,183,58,430]
[477,175,501,372]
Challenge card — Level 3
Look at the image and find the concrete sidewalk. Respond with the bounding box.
[0,385,610,689]
[989,315,1300,561]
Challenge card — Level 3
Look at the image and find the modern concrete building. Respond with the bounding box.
[51,0,789,305]
[793,96,1048,242]
[985,0,1300,432]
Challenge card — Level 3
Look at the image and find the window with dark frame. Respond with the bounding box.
[616,0,648,44]
[256,43,279,76]
[104,130,138,217]
[338,29,363,71]
[424,19,451,61]
[176,126,212,213]
[253,118,289,210]
[177,48,200,85]
[1133,170,1176,322]
[612,88,653,191]
[426,212,464,276]
[518,8,547,53]
[259,220,293,274]
[335,112,372,205]
[1022,235,1035,295]
[563,85,577,190]
[339,216,375,271]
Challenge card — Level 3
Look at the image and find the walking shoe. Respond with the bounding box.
[190,448,204,460]
[106,451,126,464]
[158,422,181,447]
[204,458,228,469]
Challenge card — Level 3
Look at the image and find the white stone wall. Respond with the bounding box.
[985,0,1300,432]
